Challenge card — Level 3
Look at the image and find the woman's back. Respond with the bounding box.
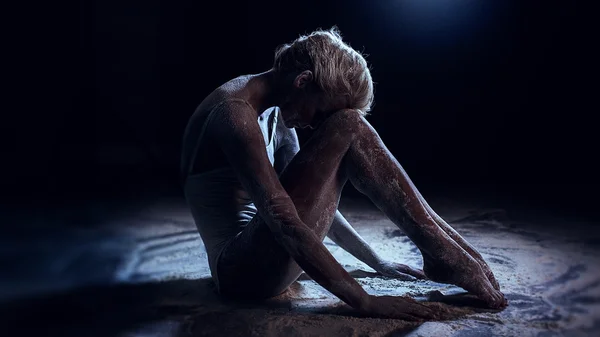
[180,79,280,287]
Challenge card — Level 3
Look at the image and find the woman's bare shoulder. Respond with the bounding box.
[196,75,252,111]
[185,77,250,131]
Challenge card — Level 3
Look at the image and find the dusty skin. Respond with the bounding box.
[180,69,507,321]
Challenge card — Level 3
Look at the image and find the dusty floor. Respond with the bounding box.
[2,195,600,336]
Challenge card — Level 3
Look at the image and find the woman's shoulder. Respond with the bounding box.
[198,77,253,111]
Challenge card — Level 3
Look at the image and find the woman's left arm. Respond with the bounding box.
[328,211,427,280]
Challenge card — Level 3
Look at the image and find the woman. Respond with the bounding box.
[181,27,506,320]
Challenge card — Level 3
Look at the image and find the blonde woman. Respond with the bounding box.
[181,27,506,320]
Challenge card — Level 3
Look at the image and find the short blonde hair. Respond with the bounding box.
[273,27,374,115]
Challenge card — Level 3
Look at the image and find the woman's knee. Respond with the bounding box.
[319,108,367,136]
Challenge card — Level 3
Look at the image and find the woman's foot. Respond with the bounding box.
[421,238,507,309]
[435,220,501,291]
[418,200,501,291]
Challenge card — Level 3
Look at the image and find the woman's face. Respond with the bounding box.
[279,71,344,129]
[279,89,319,129]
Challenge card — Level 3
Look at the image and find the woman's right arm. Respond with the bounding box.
[207,100,370,309]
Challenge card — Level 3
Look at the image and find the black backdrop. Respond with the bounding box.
[6,0,597,218]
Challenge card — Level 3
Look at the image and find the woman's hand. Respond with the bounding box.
[361,295,438,321]
[374,261,428,280]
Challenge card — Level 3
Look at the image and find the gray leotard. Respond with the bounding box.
[181,99,279,290]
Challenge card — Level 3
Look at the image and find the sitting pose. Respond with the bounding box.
[181,27,506,320]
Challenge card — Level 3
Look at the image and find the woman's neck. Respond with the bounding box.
[246,69,284,115]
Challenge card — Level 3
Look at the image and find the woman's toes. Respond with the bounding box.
[489,289,507,309]
[491,275,501,291]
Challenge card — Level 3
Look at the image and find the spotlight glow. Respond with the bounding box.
[381,0,494,42]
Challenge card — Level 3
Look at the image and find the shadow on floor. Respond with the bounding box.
[0,277,416,337]
[0,274,500,337]
[1,278,214,337]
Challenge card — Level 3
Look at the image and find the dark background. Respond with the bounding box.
[6,0,597,219]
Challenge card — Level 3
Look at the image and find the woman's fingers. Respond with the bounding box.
[390,262,429,280]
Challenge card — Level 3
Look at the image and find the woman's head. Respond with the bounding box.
[273,27,374,128]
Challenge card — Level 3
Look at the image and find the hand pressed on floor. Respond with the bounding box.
[374,261,428,281]
[361,295,440,321]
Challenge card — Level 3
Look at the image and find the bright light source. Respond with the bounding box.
[381,0,493,43]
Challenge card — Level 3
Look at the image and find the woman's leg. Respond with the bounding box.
[345,119,504,306]
[217,109,363,298]
[414,193,501,290]
[218,109,505,307]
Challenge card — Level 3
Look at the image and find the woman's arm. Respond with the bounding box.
[328,211,426,280]
[328,211,382,269]
[209,100,369,309]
